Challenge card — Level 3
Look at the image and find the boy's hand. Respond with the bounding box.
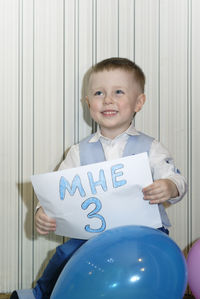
[35,207,56,235]
[142,179,179,204]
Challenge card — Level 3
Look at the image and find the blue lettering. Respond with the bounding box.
[87,169,107,195]
[81,197,106,233]
[59,175,86,200]
[111,163,127,188]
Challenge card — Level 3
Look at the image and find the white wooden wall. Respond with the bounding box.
[0,0,199,292]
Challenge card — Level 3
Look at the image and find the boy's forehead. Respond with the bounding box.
[89,69,135,87]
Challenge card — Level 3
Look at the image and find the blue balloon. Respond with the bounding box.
[51,226,187,299]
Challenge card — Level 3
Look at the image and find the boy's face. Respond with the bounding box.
[86,69,145,138]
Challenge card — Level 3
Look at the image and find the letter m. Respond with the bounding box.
[59,175,86,200]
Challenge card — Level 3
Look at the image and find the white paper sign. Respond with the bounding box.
[31,152,162,239]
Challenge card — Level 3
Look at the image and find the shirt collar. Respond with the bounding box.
[89,121,140,143]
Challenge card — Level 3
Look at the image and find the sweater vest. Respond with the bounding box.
[79,132,154,166]
[79,132,170,227]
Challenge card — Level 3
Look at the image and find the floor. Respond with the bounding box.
[0,294,195,299]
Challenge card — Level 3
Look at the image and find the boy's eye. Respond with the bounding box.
[115,89,124,95]
[94,91,103,96]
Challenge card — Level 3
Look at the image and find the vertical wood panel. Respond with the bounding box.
[192,0,200,243]
[20,0,34,288]
[96,0,119,60]
[118,0,135,59]
[134,0,160,139]
[64,0,76,149]
[0,0,19,291]
[159,0,188,250]
[33,0,64,280]
[78,0,93,140]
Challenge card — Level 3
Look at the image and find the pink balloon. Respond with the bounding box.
[187,239,200,299]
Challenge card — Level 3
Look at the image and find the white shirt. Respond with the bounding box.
[36,123,187,227]
[59,124,187,205]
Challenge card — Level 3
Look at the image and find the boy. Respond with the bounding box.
[11,57,187,298]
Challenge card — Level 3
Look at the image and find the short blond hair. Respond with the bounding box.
[90,57,145,93]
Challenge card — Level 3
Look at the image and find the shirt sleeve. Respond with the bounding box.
[58,144,80,170]
[149,139,187,204]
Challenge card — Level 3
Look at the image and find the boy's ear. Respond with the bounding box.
[85,96,90,108]
[135,94,146,112]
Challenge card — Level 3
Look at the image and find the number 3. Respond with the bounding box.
[81,197,106,233]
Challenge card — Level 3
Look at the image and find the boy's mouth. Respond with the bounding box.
[101,110,118,116]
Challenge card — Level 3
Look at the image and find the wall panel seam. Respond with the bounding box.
[158,0,160,141]
[74,0,80,143]
[132,0,135,127]
[117,0,119,57]
[187,0,192,249]
[92,0,97,133]
[133,0,135,61]
[62,0,66,245]
[32,0,35,283]
[63,0,66,160]
[18,0,23,288]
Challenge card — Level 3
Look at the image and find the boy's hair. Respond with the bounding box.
[90,57,145,93]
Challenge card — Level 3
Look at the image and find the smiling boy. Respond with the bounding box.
[11,57,187,299]
[86,67,145,139]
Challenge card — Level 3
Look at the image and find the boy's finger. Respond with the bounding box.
[36,227,50,235]
[36,223,56,233]
[149,197,168,204]
[39,213,56,224]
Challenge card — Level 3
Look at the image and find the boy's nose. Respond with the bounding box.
[103,94,114,104]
